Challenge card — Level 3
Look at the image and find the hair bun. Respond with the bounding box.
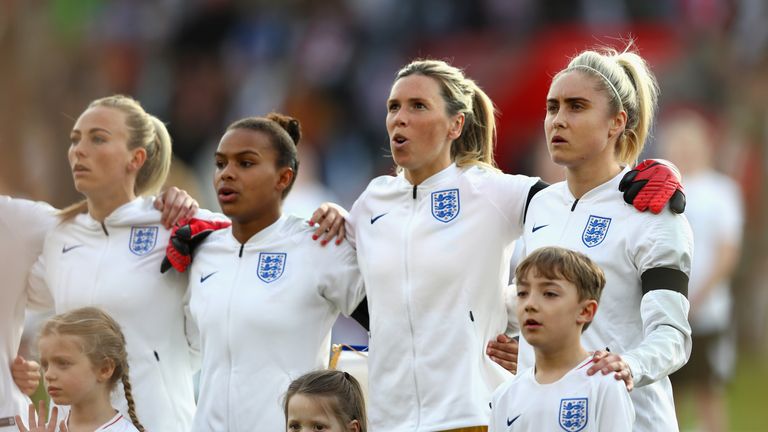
[266,112,301,145]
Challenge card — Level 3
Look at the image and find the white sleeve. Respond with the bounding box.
[480,172,539,240]
[181,274,201,371]
[345,192,367,250]
[624,214,693,387]
[28,253,54,310]
[0,196,59,310]
[318,242,365,316]
[594,376,635,430]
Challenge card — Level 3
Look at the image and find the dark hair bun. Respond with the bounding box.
[266,112,301,145]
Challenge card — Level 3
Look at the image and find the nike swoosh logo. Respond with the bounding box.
[62,244,83,254]
[200,272,217,283]
[370,213,388,224]
[507,414,521,426]
[532,224,548,233]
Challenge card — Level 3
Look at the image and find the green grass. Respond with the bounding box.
[678,352,768,431]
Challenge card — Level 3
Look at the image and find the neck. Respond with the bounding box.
[565,160,622,199]
[404,161,451,186]
[231,208,282,244]
[532,336,589,384]
[86,187,136,222]
[68,390,117,431]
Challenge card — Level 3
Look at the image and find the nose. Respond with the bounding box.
[552,110,566,130]
[389,108,408,128]
[44,368,55,382]
[218,162,236,181]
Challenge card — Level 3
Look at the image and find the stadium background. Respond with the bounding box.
[1,1,767,430]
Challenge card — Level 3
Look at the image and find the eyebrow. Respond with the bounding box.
[387,97,428,105]
[71,127,113,135]
[547,97,591,104]
[214,150,261,157]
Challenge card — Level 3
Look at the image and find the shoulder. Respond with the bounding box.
[491,367,528,404]
[0,195,58,227]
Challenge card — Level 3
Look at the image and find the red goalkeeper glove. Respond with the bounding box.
[161,218,231,273]
[619,159,686,214]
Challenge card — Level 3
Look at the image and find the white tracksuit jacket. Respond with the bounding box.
[28,197,196,432]
[187,214,365,432]
[517,168,694,432]
[0,196,57,426]
[347,163,538,431]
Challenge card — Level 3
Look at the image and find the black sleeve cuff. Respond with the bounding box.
[641,267,689,297]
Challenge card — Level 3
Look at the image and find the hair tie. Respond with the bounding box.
[343,371,350,380]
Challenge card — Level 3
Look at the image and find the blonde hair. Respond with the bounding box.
[284,370,367,432]
[60,95,172,220]
[395,59,499,171]
[554,43,660,165]
[515,247,606,331]
[40,307,145,431]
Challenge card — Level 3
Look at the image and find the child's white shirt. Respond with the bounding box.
[60,412,140,432]
[489,357,634,432]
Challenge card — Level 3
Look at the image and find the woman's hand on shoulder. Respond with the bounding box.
[588,350,633,391]
[309,202,348,246]
[155,186,199,228]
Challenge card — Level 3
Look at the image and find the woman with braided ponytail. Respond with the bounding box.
[15,307,143,432]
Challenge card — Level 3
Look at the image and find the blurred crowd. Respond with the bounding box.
[2,0,767,401]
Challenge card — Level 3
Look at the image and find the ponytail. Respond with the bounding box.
[557,43,660,165]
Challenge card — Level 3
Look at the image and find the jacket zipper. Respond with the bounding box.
[404,184,422,427]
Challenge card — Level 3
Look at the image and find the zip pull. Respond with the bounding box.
[101,222,109,236]
[412,184,417,199]
[570,198,579,212]
[238,244,244,258]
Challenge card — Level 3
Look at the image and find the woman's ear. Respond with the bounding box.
[447,113,465,141]
[608,111,628,140]
[275,166,295,194]
[347,419,361,432]
[577,299,598,327]
[128,147,148,173]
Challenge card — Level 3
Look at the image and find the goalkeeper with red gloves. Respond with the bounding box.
[502,46,692,432]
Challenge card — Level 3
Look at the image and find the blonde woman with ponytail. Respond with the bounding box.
[514,44,693,432]
[15,307,144,432]
[308,58,684,431]
[25,95,200,432]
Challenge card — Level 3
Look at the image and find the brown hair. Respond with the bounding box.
[395,59,499,171]
[40,307,145,431]
[60,95,173,220]
[226,112,301,198]
[553,42,660,165]
[284,370,367,432]
[515,247,606,331]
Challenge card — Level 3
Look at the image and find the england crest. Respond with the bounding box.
[559,398,588,432]
[582,215,611,248]
[258,252,286,283]
[431,189,460,223]
[129,226,158,256]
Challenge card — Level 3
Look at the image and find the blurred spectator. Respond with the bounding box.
[661,110,745,432]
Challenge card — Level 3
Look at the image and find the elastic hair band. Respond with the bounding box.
[569,65,623,109]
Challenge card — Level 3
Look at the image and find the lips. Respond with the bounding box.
[217,186,239,204]
[391,133,409,148]
[551,135,567,145]
[72,164,90,175]
[523,318,542,329]
[47,386,62,395]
